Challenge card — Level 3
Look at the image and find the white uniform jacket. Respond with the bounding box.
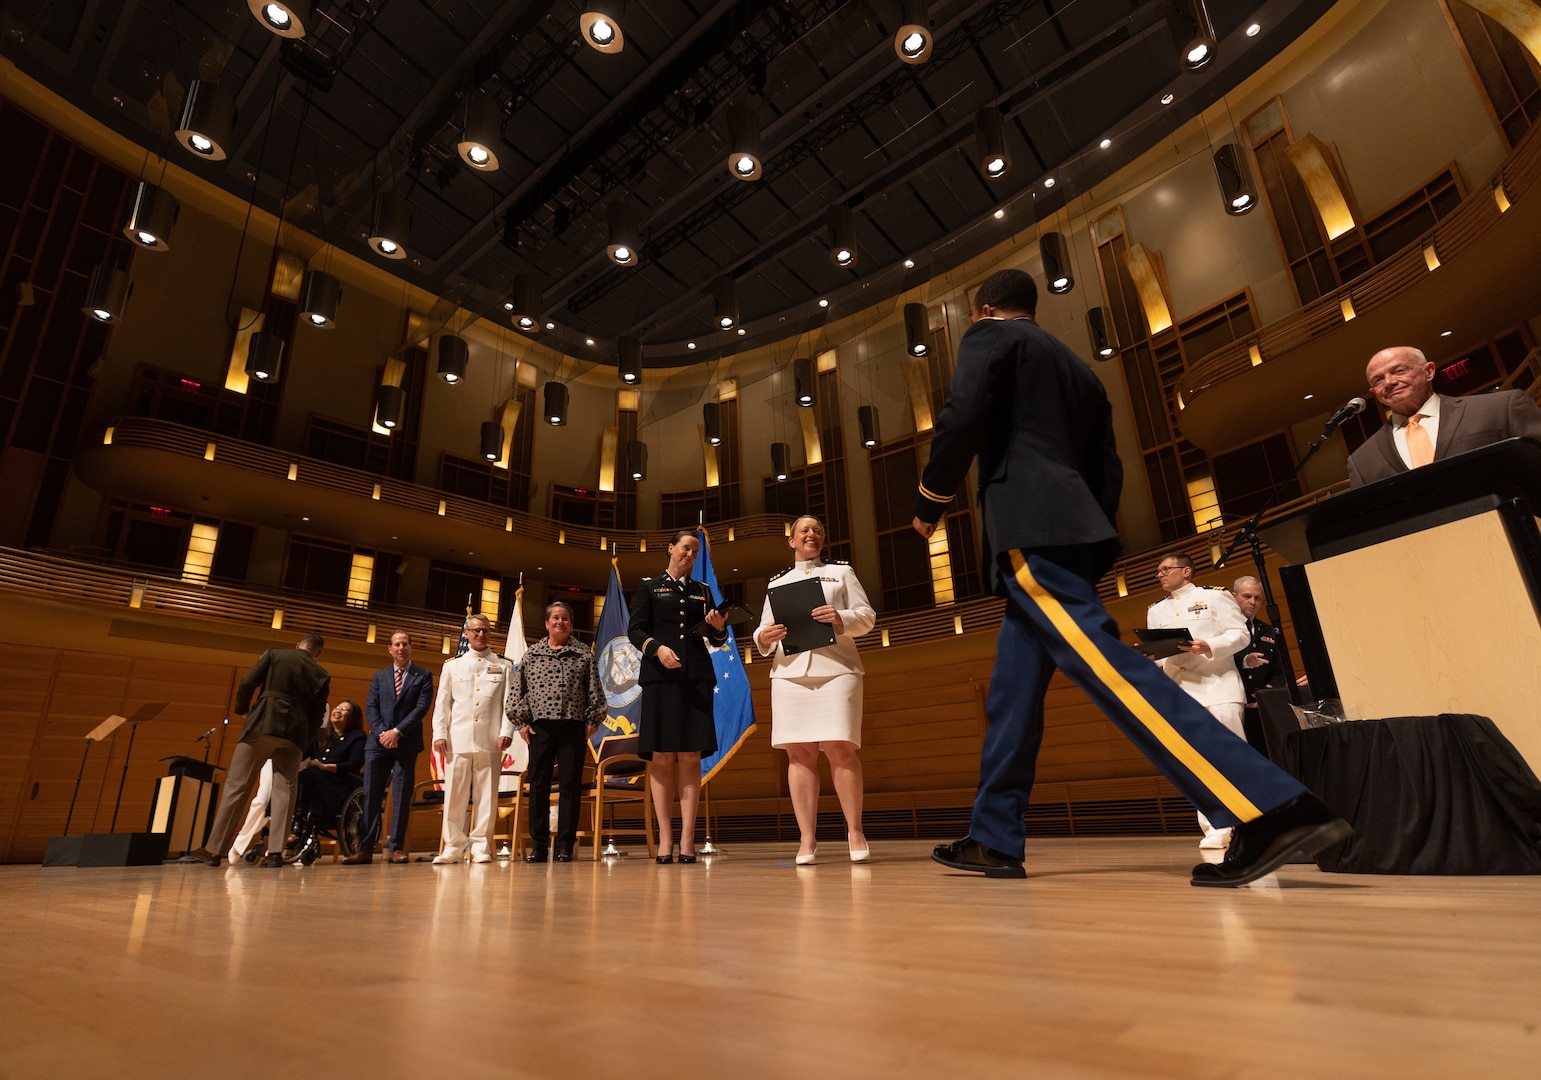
[1147,582,1248,707]
[431,649,516,754]
[753,560,877,679]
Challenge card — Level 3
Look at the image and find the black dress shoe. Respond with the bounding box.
[169,847,220,867]
[257,853,284,869]
[524,846,549,863]
[655,853,674,864]
[931,836,1026,878]
[677,853,697,864]
[553,843,573,862]
[1191,793,1352,888]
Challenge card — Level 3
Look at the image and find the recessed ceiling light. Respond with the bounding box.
[302,516,309,521]
[545,321,555,330]
[993,208,1005,219]
[1043,177,1055,188]
[904,258,915,268]
[502,301,514,310]
[585,337,595,346]
[1440,329,1453,336]
[1161,92,1175,105]
[1246,23,1261,37]
[737,328,746,336]
[1304,393,1314,400]
[818,298,829,308]
[687,342,697,350]
[1100,138,1111,149]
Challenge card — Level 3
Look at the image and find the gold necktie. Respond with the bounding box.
[1406,413,1433,468]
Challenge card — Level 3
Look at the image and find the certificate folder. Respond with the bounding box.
[688,601,757,636]
[768,577,836,654]
[1133,627,1192,659]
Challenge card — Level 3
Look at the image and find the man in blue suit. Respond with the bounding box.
[344,631,434,864]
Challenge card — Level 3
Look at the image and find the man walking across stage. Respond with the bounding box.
[430,614,514,865]
[1232,575,1286,755]
[344,631,433,865]
[175,634,331,868]
[912,268,1349,886]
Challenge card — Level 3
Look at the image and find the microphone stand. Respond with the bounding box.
[183,729,215,856]
[1214,417,1348,706]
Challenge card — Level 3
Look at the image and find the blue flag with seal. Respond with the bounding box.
[592,560,643,760]
[696,527,757,783]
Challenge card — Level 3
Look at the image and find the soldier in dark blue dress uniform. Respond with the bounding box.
[628,529,728,862]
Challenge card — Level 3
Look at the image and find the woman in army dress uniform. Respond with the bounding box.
[628,529,728,863]
[753,516,877,864]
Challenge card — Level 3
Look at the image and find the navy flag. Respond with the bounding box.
[592,559,644,760]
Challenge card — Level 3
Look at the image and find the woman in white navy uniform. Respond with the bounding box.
[753,516,877,864]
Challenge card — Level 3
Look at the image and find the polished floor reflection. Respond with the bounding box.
[2,838,1537,1078]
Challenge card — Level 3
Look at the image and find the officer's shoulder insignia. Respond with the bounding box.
[824,559,850,567]
[768,565,796,581]
[1147,598,1164,609]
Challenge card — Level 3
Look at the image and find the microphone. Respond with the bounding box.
[1323,396,1367,434]
[196,726,217,741]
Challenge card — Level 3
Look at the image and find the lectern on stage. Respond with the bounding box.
[1259,437,1541,777]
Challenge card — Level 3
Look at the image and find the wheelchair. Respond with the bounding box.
[251,784,365,866]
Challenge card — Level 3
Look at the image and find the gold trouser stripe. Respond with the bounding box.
[1011,550,1261,822]
[917,482,951,504]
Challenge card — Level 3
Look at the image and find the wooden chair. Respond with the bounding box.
[587,732,654,860]
[406,768,523,857]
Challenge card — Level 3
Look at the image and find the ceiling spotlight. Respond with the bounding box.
[246,331,285,382]
[122,182,179,251]
[175,80,236,160]
[993,209,1005,220]
[1440,329,1453,337]
[1087,307,1120,360]
[299,269,340,328]
[770,442,791,482]
[713,276,739,330]
[703,402,722,446]
[376,384,405,430]
[858,405,880,450]
[737,328,746,336]
[726,105,763,181]
[1043,177,1056,188]
[545,321,556,330]
[544,382,569,425]
[503,300,515,311]
[437,335,469,384]
[627,440,648,481]
[818,298,829,308]
[82,265,130,323]
[368,193,411,260]
[1100,138,1112,150]
[904,303,930,357]
[828,205,858,269]
[1161,92,1175,105]
[904,258,915,269]
[480,421,502,462]
[1246,23,1261,36]
[606,199,639,266]
[585,338,596,346]
[793,357,816,407]
[581,2,625,54]
[1171,0,1218,70]
[457,93,503,171]
[618,334,642,384]
[248,0,310,38]
[1040,232,1074,294]
[509,274,542,332]
[1213,144,1259,215]
[895,0,933,64]
[975,106,1011,180]
[687,342,697,350]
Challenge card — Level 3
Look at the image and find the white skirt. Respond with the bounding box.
[769,673,864,748]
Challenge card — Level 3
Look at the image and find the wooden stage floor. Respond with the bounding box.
[2,838,1538,1079]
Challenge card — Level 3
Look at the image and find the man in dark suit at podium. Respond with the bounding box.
[345,631,434,864]
[1347,346,1541,487]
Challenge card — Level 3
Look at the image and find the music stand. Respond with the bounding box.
[107,702,170,833]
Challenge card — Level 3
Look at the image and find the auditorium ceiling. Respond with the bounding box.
[2,0,1336,366]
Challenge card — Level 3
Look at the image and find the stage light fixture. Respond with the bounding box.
[606,199,639,266]
[581,2,625,53]
[858,405,880,449]
[122,182,179,251]
[726,105,763,181]
[1213,144,1258,215]
[544,382,569,425]
[376,384,405,429]
[368,193,411,260]
[248,0,310,38]
[1040,232,1074,294]
[175,80,237,160]
[895,0,933,64]
[770,442,791,482]
[903,303,930,357]
[245,331,285,382]
[437,335,469,384]
[713,276,738,330]
[703,402,722,446]
[1170,0,1218,70]
[793,358,816,407]
[457,93,502,171]
[975,107,1011,180]
[627,440,648,481]
[480,421,502,462]
[509,274,542,332]
[299,270,340,328]
[82,265,131,323]
[828,205,858,269]
[1087,307,1119,359]
[618,335,642,384]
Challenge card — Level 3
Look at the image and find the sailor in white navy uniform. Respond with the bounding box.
[429,613,515,864]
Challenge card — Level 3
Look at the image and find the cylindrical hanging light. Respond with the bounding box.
[175,80,237,161]
[726,105,763,181]
[1172,0,1218,70]
[858,405,880,449]
[82,265,131,323]
[627,440,648,481]
[617,334,642,384]
[1087,307,1119,360]
[376,384,406,429]
[828,205,857,269]
[606,199,639,266]
[457,93,503,171]
[480,420,503,462]
[245,332,285,382]
[509,274,542,332]
[580,2,625,54]
[248,0,311,38]
[975,107,1011,181]
[770,442,791,482]
[299,269,340,328]
[368,193,411,260]
[544,381,568,425]
[712,276,738,330]
[703,402,722,446]
[122,182,179,251]
[793,358,816,407]
[895,0,933,64]
[903,303,930,356]
[1040,232,1074,294]
[437,335,469,384]
[1213,143,1259,215]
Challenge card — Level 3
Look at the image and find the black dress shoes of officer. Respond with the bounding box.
[553,844,573,862]
[525,844,549,863]
[170,847,221,867]
[1190,793,1351,888]
[931,836,1026,878]
[257,852,284,868]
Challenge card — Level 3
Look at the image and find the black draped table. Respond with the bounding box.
[1285,714,1541,874]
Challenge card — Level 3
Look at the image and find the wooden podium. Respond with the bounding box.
[1260,437,1541,776]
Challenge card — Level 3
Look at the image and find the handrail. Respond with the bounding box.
[1178,123,1541,406]
[92,417,791,553]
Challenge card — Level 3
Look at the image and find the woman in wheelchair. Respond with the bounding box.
[289,701,367,862]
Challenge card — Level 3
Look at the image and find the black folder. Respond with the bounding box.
[687,601,757,636]
[1132,627,1193,659]
[768,577,836,654]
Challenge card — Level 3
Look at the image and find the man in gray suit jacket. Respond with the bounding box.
[175,634,331,868]
[1347,346,1541,487]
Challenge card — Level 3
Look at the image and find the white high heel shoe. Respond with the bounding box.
[795,842,817,866]
[848,835,870,863]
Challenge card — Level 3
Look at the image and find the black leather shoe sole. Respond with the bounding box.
[1191,817,1352,887]
[931,838,1026,879]
[524,851,549,863]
